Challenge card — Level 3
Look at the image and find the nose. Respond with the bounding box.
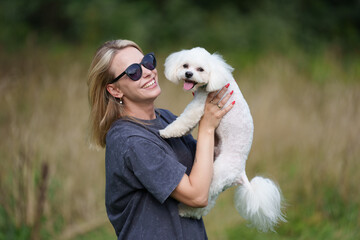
[142,65,153,78]
[185,71,193,78]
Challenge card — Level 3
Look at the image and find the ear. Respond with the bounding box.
[206,53,234,92]
[164,51,184,84]
[106,84,124,99]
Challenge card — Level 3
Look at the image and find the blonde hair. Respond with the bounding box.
[87,39,143,148]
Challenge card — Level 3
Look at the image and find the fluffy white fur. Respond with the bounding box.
[160,47,285,232]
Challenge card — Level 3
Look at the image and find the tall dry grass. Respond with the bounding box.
[0,49,107,238]
[0,48,359,239]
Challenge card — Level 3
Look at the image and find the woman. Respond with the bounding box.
[87,39,234,239]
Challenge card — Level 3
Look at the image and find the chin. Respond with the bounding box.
[148,84,162,100]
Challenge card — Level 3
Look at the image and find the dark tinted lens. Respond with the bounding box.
[142,54,156,70]
[126,64,142,81]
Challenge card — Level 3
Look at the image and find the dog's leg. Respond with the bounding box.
[178,152,242,219]
[209,153,243,197]
[160,92,208,138]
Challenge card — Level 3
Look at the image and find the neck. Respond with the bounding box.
[124,101,156,120]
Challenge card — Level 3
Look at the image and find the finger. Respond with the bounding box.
[219,100,235,116]
[213,83,230,102]
[218,90,233,107]
[207,91,217,102]
[208,83,230,104]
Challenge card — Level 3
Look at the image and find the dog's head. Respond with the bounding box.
[164,47,234,92]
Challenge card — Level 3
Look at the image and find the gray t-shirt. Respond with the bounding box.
[105,109,208,240]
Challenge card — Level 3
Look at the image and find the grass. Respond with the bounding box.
[0,47,359,239]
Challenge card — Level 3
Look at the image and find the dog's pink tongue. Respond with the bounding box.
[183,81,195,90]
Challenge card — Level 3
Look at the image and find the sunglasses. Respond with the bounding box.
[110,53,156,83]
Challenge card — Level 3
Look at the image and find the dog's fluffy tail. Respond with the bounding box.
[234,173,286,232]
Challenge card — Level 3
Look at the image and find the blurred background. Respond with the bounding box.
[0,0,359,239]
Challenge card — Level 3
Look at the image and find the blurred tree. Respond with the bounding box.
[0,0,359,53]
[295,0,360,50]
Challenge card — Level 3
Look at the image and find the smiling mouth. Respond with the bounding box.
[142,79,156,89]
[183,80,197,90]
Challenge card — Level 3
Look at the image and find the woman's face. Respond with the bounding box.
[109,47,161,107]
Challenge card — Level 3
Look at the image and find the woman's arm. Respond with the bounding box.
[171,85,234,207]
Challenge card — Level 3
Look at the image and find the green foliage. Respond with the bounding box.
[223,187,360,240]
[72,224,115,240]
[0,0,359,55]
[0,207,31,240]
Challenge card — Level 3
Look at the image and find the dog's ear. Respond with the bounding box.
[164,51,183,84]
[206,53,234,92]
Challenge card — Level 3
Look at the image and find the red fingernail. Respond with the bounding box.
[225,83,230,88]
[192,92,194,96]
[230,90,234,95]
[232,101,235,105]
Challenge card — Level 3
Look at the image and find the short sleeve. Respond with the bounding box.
[124,136,186,204]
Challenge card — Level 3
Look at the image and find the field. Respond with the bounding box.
[0,47,359,240]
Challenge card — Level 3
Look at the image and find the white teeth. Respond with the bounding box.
[143,80,155,88]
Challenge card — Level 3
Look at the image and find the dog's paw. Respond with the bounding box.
[159,129,171,138]
[160,127,188,138]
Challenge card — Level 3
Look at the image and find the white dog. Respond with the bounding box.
[159,47,285,232]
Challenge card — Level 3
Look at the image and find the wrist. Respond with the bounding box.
[198,122,215,135]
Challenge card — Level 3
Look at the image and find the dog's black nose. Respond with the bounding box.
[185,71,193,78]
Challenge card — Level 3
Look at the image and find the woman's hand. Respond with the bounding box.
[199,83,235,131]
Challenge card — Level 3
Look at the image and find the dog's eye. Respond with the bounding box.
[197,67,204,72]
[183,64,188,69]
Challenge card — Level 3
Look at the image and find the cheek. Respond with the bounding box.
[117,80,136,95]
[199,72,210,82]
[176,69,186,78]
[154,69,159,81]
